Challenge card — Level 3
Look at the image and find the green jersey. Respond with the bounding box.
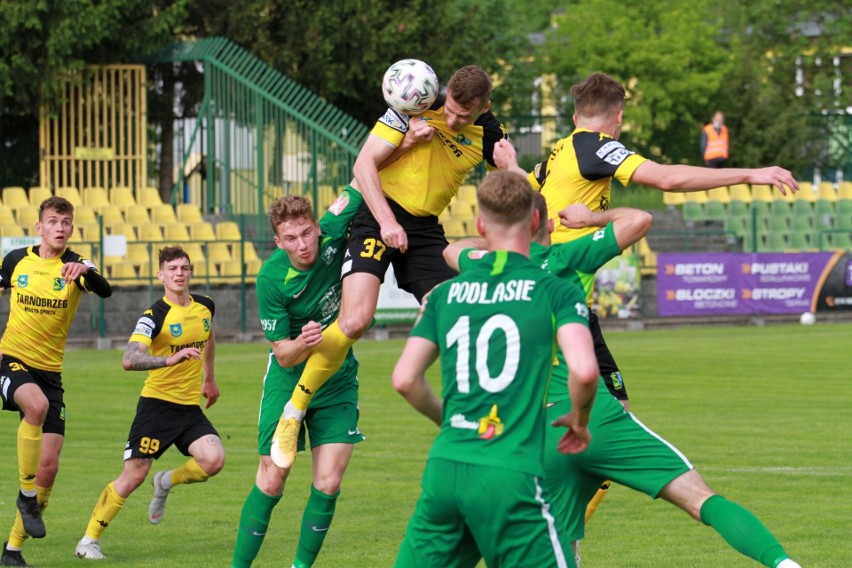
[256,188,363,403]
[458,223,622,404]
[411,250,588,476]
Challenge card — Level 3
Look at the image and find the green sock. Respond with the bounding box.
[293,485,338,568]
[232,485,281,568]
[699,495,788,567]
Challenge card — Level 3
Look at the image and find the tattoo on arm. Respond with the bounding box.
[123,341,168,370]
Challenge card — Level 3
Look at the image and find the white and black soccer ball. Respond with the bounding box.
[381,59,439,116]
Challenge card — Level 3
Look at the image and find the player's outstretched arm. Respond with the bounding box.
[202,329,219,408]
[443,237,487,272]
[559,204,653,251]
[270,321,323,369]
[352,134,409,252]
[631,161,798,196]
[392,336,442,426]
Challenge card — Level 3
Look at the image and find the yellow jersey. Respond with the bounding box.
[529,128,646,243]
[370,95,507,217]
[0,246,100,372]
[129,294,214,406]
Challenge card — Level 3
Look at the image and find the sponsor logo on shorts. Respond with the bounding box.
[610,372,624,391]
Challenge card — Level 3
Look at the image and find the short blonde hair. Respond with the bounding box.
[477,171,535,227]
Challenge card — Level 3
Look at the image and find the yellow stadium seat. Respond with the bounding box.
[215,221,242,241]
[218,259,244,283]
[663,192,686,207]
[685,191,708,204]
[75,223,102,242]
[727,184,751,203]
[2,187,29,210]
[139,187,164,208]
[56,186,83,206]
[793,183,816,202]
[72,243,95,263]
[127,243,152,266]
[138,224,164,242]
[189,222,216,241]
[0,205,16,225]
[16,206,39,230]
[233,241,262,263]
[83,187,110,211]
[28,187,52,207]
[124,204,151,225]
[176,203,204,224]
[246,259,262,278]
[443,219,468,238]
[151,204,177,224]
[164,223,191,242]
[750,184,775,202]
[108,262,139,285]
[75,205,98,226]
[192,258,217,280]
[0,223,24,237]
[110,187,137,210]
[839,182,852,201]
[99,205,124,225]
[206,242,232,265]
[178,242,205,264]
[107,223,137,242]
[456,184,478,207]
[706,186,730,204]
[817,182,837,202]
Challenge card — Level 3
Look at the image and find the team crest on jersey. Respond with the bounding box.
[17,275,28,288]
[466,250,487,261]
[203,318,210,332]
[321,246,338,265]
[455,134,473,146]
[170,323,183,337]
[328,192,350,216]
[478,405,504,440]
[53,277,66,291]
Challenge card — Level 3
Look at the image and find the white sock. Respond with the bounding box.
[160,471,175,491]
[282,401,306,421]
[776,560,801,568]
[79,536,97,545]
[20,489,36,498]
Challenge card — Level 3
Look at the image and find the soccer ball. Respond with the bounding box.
[381,59,439,115]
[799,311,816,325]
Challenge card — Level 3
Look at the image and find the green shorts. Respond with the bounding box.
[257,359,364,455]
[544,383,693,541]
[395,458,574,568]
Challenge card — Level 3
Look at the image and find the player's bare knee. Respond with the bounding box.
[660,469,715,521]
[337,310,369,339]
[312,474,342,496]
[19,393,49,424]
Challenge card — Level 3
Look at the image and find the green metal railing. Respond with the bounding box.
[158,37,369,233]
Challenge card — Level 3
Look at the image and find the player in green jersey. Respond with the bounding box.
[447,195,801,568]
[392,171,599,568]
[232,188,365,568]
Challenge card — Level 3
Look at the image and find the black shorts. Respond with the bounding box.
[589,312,629,401]
[124,397,219,460]
[0,355,66,435]
[343,200,457,302]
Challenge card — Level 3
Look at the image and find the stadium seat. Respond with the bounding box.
[215,221,242,241]
[218,259,244,284]
[72,243,96,264]
[138,224,164,242]
[727,200,749,217]
[56,186,83,206]
[662,192,685,207]
[164,223,191,242]
[0,223,24,237]
[180,242,205,264]
[791,212,813,232]
[728,184,752,203]
[151,204,178,225]
[750,184,774,202]
[816,182,837,202]
[829,232,852,250]
[684,190,708,204]
[760,232,788,252]
[107,222,137,242]
[176,203,204,224]
[139,187,164,208]
[767,216,790,232]
[0,205,16,225]
[124,204,151,225]
[442,219,467,238]
[28,187,52,207]
[76,223,102,242]
[704,200,726,221]
[192,257,217,281]
[16,206,39,230]
[206,242,232,265]
[83,187,110,211]
[457,184,478,208]
[839,182,852,201]
[189,222,217,241]
[2,187,29,210]
[75,205,98,226]
[789,231,812,251]
[99,205,124,226]
[108,262,139,286]
[706,186,730,204]
[814,199,835,218]
[109,187,137,210]
[724,215,750,237]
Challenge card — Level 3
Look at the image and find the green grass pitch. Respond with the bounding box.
[0,322,849,566]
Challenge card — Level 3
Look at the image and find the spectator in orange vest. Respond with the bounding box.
[700,111,729,168]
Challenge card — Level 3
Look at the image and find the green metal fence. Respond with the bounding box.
[158,37,369,234]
